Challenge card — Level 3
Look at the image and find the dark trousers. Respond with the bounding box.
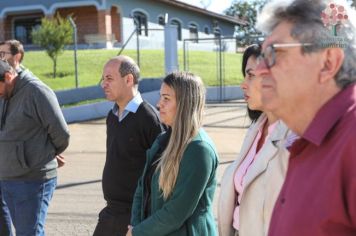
[93,205,131,236]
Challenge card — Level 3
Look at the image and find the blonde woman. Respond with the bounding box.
[127,71,219,236]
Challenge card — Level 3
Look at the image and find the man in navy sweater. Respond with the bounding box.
[93,55,164,236]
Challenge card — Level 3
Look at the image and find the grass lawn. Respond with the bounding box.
[23,49,243,91]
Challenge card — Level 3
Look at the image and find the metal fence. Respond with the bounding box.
[182,35,264,102]
[182,36,240,102]
[5,23,262,101]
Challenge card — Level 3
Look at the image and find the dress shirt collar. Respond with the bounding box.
[303,83,356,146]
[112,92,143,122]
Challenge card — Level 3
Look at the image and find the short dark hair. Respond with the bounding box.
[0,40,25,63]
[119,58,140,84]
[242,44,263,122]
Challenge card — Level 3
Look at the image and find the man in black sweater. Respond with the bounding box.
[93,55,164,236]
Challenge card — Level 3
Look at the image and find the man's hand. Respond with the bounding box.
[126,225,133,236]
[56,154,66,168]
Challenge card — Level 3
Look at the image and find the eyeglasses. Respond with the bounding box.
[257,43,313,69]
[0,51,12,60]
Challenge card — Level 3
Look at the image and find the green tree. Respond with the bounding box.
[225,0,267,38]
[224,0,267,46]
[31,14,73,78]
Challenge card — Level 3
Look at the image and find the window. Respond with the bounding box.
[158,16,165,26]
[204,26,210,35]
[189,23,198,43]
[133,11,148,36]
[170,19,182,41]
[14,17,41,44]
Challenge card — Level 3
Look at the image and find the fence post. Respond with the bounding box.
[133,18,141,67]
[164,25,178,74]
[218,35,223,102]
[67,16,79,88]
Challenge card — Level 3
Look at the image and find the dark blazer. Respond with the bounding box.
[131,128,219,236]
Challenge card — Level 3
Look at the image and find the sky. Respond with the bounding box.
[177,0,234,14]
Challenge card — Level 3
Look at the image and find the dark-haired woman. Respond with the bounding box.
[218,44,298,236]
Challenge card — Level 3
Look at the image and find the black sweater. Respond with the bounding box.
[102,101,164,212]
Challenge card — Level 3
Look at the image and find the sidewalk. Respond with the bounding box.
[45,101,249,235]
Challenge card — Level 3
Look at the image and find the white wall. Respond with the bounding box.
[121,17,236,52]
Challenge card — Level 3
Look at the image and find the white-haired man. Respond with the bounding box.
[255,0,356,235]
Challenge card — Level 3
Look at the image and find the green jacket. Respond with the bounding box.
[131,128,219,236]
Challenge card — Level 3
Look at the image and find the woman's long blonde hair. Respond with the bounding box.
[157,71,206,200]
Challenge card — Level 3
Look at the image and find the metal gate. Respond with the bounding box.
[183,35,262,102]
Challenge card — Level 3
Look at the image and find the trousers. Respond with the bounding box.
[93,204,131,236]
[0,186,12,236]
[0,177,57,236]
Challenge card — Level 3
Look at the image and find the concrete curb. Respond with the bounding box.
[62,86,243,123]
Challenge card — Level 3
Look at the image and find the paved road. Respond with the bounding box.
[45,101,249,235]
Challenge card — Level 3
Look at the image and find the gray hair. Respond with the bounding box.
[257,0,356,88]
[0,60,15,80]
